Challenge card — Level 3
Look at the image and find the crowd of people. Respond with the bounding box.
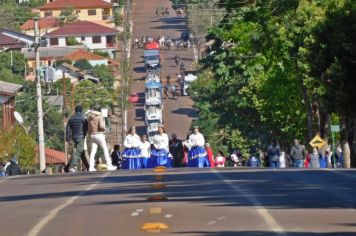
[0,105,345,176]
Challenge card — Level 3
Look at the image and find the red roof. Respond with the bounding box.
[0,33,26,49]
[64,49,106,61]
[45,21,117,37]
[36,147,67,164]
[21,18,59,31]
[39,0,112,10]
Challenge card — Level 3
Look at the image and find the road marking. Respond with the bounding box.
[150,208,162,214]
[131,212,140,217]
[212,170,286,235]
[165,214,173,218]
[136,209,144,212]
[141,222,169,233]
[28,172,110,236]
[206,220,216,226]
[217,216,226,221]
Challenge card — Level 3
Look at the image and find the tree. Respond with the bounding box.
[92,65,115,91]
[0,1,34,30]
[74,59,92,71]
[59,6,78,26]
[65,37,81,46]
[0,126,36,168]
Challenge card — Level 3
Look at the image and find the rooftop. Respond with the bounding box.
[44,95,64,107]
[64,49,106,61]
[39,0,112,10]
[44,21,117,37]
[0,81,23,95]
[22,46,85,59]
[21,18,59,31]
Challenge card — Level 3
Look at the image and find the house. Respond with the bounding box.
[22,45,85,69]
[63,49,108,67]
[21,18,59,36]
[39,0,113,27]
[44,21,117,57]
[0,29,34,51]
[0,81,23,129]
[54,62,100,83]
[44,95,64,111]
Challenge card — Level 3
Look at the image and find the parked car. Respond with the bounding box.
[128,93,139,103]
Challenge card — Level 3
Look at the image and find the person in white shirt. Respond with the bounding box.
[140,135,151,168]
[122,127,142,169]
[186,126,210,168]
[149,125,172,168]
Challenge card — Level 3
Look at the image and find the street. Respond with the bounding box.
[128,0,197,139]
[1,169,356,235]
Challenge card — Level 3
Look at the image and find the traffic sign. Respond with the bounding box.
[331,125,340,132]
[309,135,325,149]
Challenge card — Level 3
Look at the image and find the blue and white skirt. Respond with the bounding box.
[141,157,150,168]
[122,148,142,170]
[149,148,172,168]
[188,146,210,168]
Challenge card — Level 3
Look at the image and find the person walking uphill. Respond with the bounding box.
[64,105,90,173]
[88,106,117,171]
[290,139,306,168]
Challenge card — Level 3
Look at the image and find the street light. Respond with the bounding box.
[14,111,30,134]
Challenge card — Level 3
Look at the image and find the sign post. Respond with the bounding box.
[331,125,340,167]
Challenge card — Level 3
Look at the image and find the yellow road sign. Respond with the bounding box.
[309,135,325,148]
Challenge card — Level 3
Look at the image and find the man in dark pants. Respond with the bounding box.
[64,105,90,173]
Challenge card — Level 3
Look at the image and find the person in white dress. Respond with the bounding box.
[186,126,210,168]
[149,125,172,168]
[122,127,142,169]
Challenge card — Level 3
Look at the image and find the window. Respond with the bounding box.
[81,36,85,41]
[44,11,53,17]
[92,36,101,44]
[50,38,59,46]
[76,10,81,14]
[88,9,96,16]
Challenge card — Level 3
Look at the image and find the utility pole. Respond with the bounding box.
[34,18,46,172]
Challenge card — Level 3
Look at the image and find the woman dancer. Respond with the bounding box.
[122,127,142,169]
[186,126,210,168]
[140,135,151,168]
[149,125,172,168]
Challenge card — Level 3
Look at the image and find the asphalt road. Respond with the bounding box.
[1,168,356,236]
[128,0,198,139]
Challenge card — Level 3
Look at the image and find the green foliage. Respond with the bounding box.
[0,126,36,168]
[65,37,81,46]
[73,80,112,110]
[0,52,27,84]
[15,81,65,151]
[74,59,92,71]
[53,59,72,68]
[190,0,353,155]
[59,6,78,26]
[93,50,110,58]
[0,1,34,30]
[113,9,123,26]
[92,65,115,91]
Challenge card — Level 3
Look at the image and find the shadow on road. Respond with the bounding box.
[2,170,355,212]
[171,108,198,118]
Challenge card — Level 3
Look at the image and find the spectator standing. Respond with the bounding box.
[279,151,286,168]
[111,144,122,169]
[290,139,306,168]
[64,105,90,173]
[267,140,281,168]
[0,162,5,177]
[310,147,320,168]
[335,145,343,168]
[205,143,215,168]
[140,135,151,168]
[215,151,226,168]
[247,155,261,167]
[230,150,240,167]
[87,106,117,171]
[319,152,328,168]
[6,157,21,176]
[169,133,184,167]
